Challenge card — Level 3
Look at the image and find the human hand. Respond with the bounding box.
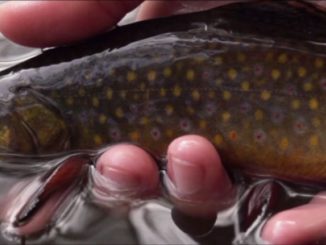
[1,1,326,244]
[0,0,232,47]
[0,0,236,238]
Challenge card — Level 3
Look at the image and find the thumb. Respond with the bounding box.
[0,1,142,47]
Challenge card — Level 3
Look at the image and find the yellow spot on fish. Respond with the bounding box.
[241,81,250,91]
[165,105,174,115]
[303,82,313,91]
[94,135,103,145]
[297,67,307,77]
[130,131,140,141]
[115,107,124,118]
[186,69,195,81]
[127,71,137,82]
[92,97,100,107]
[271,69,281,80]
[99,114,107,124]
[261,90,271,101]
[255,110,264,121]
[208,91,215,98]
[309,135,319,147]
[133,94,140,100]
[187,106,195,115]
[228,68,238,80]
[222,112,231,122]
[223,91,232,100]
[66,97,74,106]
[140,116,149,125]
[199,120,207,129]
[214,56,223,65]
[213,134,223,145]
[216,79,223,86]
[237,53,246,62]
[280,137,289,150]
[315,58,324,69]
[160,88,166,97]
[229,130,238,141]
[312,117,321,127]
[0,126,10,145]
[291,99,301,110]
[166,129,174,138]
[173,85,182,97]
[278,53,288,64]
[192,90,201,101]
[78,88,86,97]
[147,70,156,81]
[309,98,319,110]
[163,67,172,77]
[106,88,113,100]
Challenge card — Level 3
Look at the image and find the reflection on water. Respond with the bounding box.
[0,34,41,72]
[0,150,316,245]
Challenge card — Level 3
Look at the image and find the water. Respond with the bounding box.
[0,148,316,245]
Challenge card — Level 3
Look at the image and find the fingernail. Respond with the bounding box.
[101,166,140,191]
[169,156,204,196]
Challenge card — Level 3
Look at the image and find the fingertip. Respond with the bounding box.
[262,202,326,245]
[167,135,232,194]
[137,1,182,21]
[0,1,141,47]
[96,144,159,194]
[166,135,234,217]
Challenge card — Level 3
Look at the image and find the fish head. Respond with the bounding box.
[0,83,71,155]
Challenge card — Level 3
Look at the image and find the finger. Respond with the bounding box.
[137,0,242,21]
[262,192,326,245]
[309,1,326,10]
[137,0,182,20]
[165,135,234,218]
[94,144,159,199]
[0,1,142,47]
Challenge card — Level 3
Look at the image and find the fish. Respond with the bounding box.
[0,0,326,185]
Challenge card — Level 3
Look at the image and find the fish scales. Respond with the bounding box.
[1,1,326,183]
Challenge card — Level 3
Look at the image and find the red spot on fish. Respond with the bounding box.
[110,128,121,140]
[180,119,191,132]
[254,129,266,143]
[294,119,307,135]
[320,78,326,90]
[240,102,251,114]
[151,127,161,140]
[254,64,264,76]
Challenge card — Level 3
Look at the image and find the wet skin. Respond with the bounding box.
[1,0,326,244]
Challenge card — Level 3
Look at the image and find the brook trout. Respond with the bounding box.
[0,1,326,183]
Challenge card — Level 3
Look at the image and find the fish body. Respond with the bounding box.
[1,1,326,183]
